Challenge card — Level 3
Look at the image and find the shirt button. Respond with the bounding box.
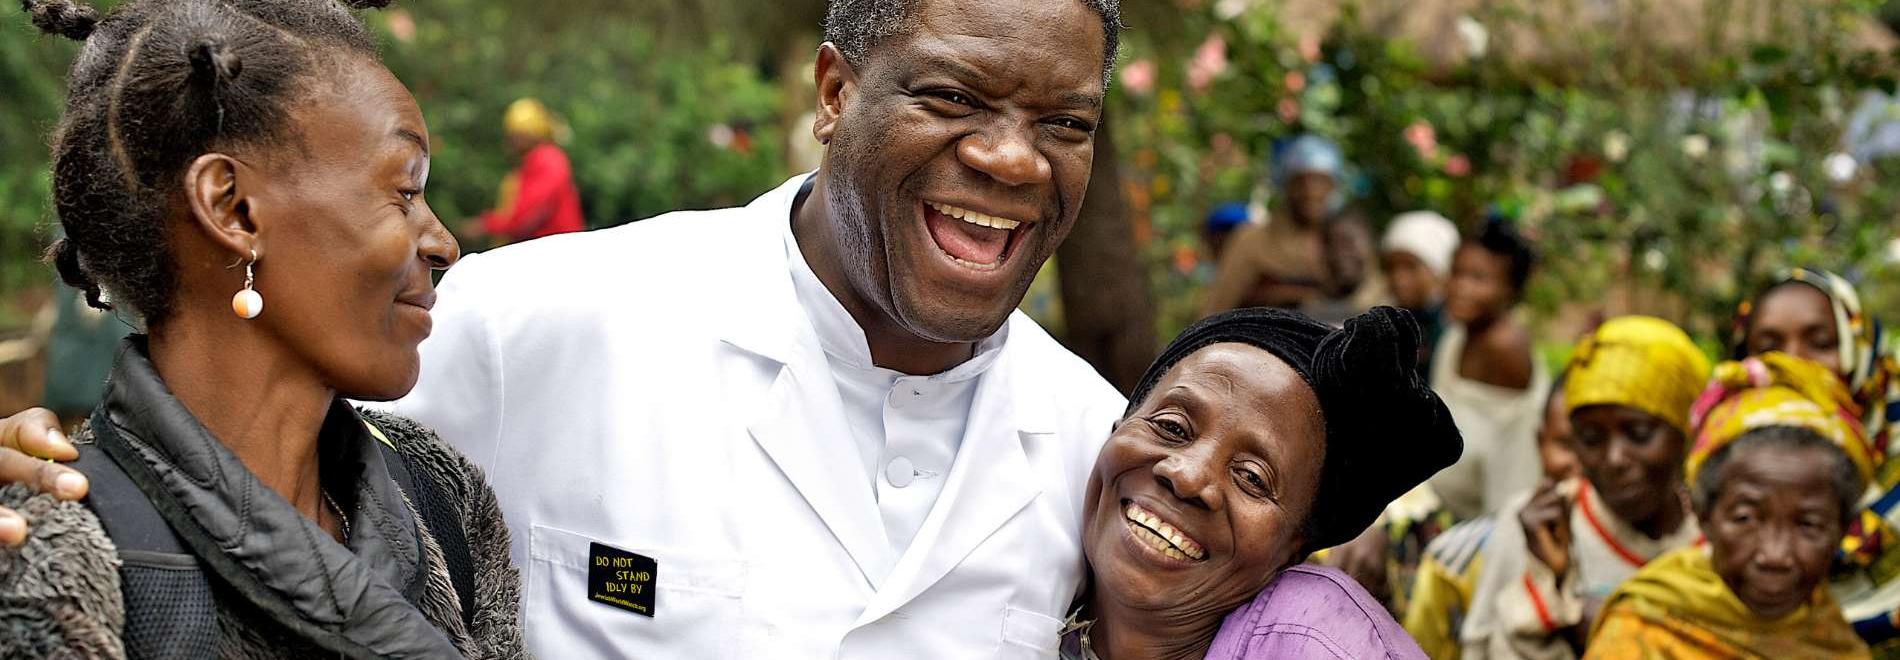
[885,457,916,488]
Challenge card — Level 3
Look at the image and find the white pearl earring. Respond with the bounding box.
[231,248,262,319]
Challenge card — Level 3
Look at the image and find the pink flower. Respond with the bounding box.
[1277,98,1301,124]
[1444,154,1472,177]
[1210,132,1235,154]
[385,9,416,43]
[1404,121,1438,159]
[1298,33,1324,63]
[1187,34,1228,93]
[1284,70,1307,94]
[1120,59,1156,96]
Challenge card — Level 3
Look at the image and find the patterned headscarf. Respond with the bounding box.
[1565,316,1713,436]
[1733,267,1900,458]
[1686,352,1877,486]
[1734,268,1900,577]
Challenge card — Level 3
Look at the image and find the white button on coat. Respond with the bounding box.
[885,457,916,488]
[377,174,1129,660]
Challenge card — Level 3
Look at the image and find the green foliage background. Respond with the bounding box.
[1115,0,1900,347]
[2,0,1899,353]
[0,0,798,330]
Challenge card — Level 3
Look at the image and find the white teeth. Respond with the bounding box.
[928,201,1023,230]
[1122,504,1207,560]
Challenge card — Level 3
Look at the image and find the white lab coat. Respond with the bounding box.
[384,175,1127,659]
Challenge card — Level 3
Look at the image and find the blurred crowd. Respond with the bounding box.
[1200,133,1900,658]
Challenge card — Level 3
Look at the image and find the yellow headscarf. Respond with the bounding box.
[1686,352,1877,486]
[503,98,558,143]
[1565,315,1713,435]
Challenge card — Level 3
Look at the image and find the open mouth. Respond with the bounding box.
[922,200,1029,272]
[1123,501,1207,561]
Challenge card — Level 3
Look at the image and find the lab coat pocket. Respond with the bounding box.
[527,524,746,656]
[1000,605,1062,655]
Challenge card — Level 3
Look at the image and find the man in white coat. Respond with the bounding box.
[0,0,1129,657]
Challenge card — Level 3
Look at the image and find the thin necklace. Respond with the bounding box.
[321,488,352,544]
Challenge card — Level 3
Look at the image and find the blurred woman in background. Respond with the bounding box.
[1427,219,1546,521]
[1379,211,1460,371]
[462,97,584,246]
[1733,267,1900,650]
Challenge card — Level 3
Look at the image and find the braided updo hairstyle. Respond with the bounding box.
[27,0,395,326]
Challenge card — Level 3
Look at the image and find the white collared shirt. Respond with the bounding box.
[783,216,1004,557]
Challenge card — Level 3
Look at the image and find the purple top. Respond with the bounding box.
[1203,564,1427,660]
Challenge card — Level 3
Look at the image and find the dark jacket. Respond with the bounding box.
[0,340,525,659]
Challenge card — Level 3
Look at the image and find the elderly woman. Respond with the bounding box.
[1462,316,1712,659]
[1064,306,1464,660]
[1584,353,1874,658]
[1733,267,1900,647]
[0,0,522,656]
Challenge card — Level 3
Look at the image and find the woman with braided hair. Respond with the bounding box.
[0,0,524,657]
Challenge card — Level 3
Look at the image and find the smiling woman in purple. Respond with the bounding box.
[1064,306,1464,660]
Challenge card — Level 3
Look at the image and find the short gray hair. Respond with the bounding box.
[822,0,1122,89]
[1691,425,1864,529]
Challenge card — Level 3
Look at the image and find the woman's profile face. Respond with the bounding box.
[242,58,457,400]
[1746,284,1840,374]
[1082,343,1326,620]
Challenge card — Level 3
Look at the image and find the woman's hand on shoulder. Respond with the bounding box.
[0,408,89,547]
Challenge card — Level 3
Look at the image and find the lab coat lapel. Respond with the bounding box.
[744,355,895,587]
[722,173,894,588]
[856,352,1042,624]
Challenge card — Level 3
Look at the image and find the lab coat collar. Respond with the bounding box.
[724,173,1053,609]
[724,174,893,586]
[856,350,1042,624]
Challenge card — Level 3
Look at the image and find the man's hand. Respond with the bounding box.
[0,408,90,547]
[1519,479,1573,577]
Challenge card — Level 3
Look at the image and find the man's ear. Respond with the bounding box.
[813,43,858,146]
[183,153,262,260]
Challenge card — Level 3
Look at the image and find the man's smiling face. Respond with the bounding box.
[814,0,1107,343]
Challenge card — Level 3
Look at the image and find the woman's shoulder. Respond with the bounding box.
[1207,564,1426,660]
[359,409,472,471]
[356,408,497,506]
[0,483,125,657]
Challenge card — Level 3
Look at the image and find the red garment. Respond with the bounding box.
[481,143,584,240]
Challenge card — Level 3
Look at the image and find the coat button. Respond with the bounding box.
[885,457,916,488]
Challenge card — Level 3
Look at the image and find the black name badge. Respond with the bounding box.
[588,542,657,617]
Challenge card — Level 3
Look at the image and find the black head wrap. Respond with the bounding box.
[1127,306,1463,555]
